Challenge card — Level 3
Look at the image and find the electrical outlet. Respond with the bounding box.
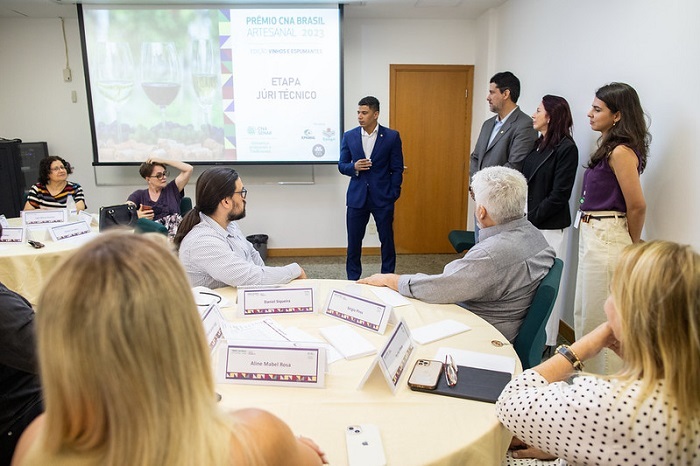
[63,68,72,82]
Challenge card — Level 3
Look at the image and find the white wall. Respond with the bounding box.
[489,0,700,324]
[0,14,474,249]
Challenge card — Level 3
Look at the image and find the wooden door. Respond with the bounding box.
[390,65,473,253]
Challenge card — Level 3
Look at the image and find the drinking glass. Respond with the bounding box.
[140,42,181,126]
[190,39,217,133]
[96,42,134,142]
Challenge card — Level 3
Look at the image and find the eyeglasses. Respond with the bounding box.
[233,188,248,199]
[469,186,475,201]
[50,165,67,172]
[149,171,169,180]
[444,354,458,387]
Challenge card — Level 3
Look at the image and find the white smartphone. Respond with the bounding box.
[346,424,387,466]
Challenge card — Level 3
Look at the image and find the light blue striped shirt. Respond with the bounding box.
[178,212,302,288]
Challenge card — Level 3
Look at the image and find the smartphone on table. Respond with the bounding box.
[407,359,443,390]
[346,424,386,466]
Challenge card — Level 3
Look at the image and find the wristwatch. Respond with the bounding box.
[556,344,584,371]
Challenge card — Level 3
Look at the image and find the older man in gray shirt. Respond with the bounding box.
[360,166,555,342]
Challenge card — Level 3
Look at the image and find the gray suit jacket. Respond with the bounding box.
[470,107,537,178]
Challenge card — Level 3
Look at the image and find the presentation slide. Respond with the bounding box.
[80,6,341,164]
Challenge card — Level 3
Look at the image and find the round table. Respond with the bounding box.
[0,217,97,304]
[214,279,521,466]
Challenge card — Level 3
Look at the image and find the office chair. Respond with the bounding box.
[135,196,192,236]
[513,258,564,370]
[448,230,476,253]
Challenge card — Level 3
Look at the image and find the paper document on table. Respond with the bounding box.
[220,317,290,343]
[285,327,343,365]
[411,319,471,344]
[435,347,516,374]
[320,325,376,360]
[368,286,411,307]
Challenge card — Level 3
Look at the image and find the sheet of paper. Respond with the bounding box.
[368,286,411,307]
[434,347,516,374]
[411,319,471,344]
[220,317,290,343]
[285,326,343,366]
[320,325,376,360]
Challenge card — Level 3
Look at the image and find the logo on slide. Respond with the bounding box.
[312,145,325,158]
[302,129,315,140]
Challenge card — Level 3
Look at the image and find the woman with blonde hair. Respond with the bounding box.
[12,233,326,465]
[496,241,699,464]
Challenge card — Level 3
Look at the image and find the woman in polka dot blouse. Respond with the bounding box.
[496,240,699,465]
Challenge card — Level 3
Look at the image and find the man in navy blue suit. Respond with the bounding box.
[338,96,404,280]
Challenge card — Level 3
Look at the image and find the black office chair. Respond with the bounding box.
[514,258,564,370]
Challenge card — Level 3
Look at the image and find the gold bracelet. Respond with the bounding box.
[555,344,584,371]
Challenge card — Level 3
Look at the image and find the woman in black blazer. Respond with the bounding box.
[522,95,578,347]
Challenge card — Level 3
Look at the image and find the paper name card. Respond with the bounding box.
[199,303,224,354]
[324,289,392,334]
[48,221,92,242]
[238,286,315,316]
[358,318,415,394]
[0,227,24,243]
[217,342,325,388]
[0,215,8,228]
[22,209,67,226]
[78,211,95,226]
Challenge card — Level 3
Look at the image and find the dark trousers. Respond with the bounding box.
[0,399,43,466]
[346,199,396,280]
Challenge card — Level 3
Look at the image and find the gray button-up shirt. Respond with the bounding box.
[398,216,555,342]
[179,213,301,288]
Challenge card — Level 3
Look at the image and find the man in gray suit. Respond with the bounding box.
[469,71,537,240]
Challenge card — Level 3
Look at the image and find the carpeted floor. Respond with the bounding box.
[265,253,463,281]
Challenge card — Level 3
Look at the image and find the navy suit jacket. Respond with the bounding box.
[338,125,404,208]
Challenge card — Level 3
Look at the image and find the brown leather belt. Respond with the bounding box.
[580,213,626,223]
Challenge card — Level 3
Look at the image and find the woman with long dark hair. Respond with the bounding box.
[574,82,650,375]
[522,95,579,348]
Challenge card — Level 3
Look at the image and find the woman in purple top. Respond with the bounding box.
[127,157,193,238]
[574,82,650,375]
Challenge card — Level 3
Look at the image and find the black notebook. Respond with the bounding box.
[411,365,511,403]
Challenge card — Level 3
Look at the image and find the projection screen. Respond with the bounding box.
[79,5,342,165]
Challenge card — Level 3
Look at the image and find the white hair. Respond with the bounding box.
[470,166,527,224]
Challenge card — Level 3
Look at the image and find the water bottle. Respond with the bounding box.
[66,194,77,219]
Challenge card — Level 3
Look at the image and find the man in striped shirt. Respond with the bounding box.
[175,168,306,288]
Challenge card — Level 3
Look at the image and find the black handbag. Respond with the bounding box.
[98,204,138,231]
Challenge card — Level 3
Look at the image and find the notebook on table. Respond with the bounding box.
[411,365,511,403]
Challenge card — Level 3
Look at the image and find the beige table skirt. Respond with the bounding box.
[215,279,521,466]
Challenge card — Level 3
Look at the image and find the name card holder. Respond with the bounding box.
[238,286,316,316]
[49,221,93,242]
[216,341,326,388]
[358,318,415,395]
[199,303,225,354]
[324,289,392,334]
[21,209,68,226]
[0,227,24,244]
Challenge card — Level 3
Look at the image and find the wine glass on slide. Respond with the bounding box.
[140,42,181,127]
[190,39,217,134]
[96,41,134,142]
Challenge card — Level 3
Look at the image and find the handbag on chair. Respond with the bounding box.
[98,204,138,232]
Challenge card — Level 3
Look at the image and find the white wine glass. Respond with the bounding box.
[96,41,134,142]
[140,42,181,127]
[190,39,217,134]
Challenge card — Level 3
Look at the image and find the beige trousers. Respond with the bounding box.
[573,214,630,375]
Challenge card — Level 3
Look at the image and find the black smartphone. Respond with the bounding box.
[28,240,45,249]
